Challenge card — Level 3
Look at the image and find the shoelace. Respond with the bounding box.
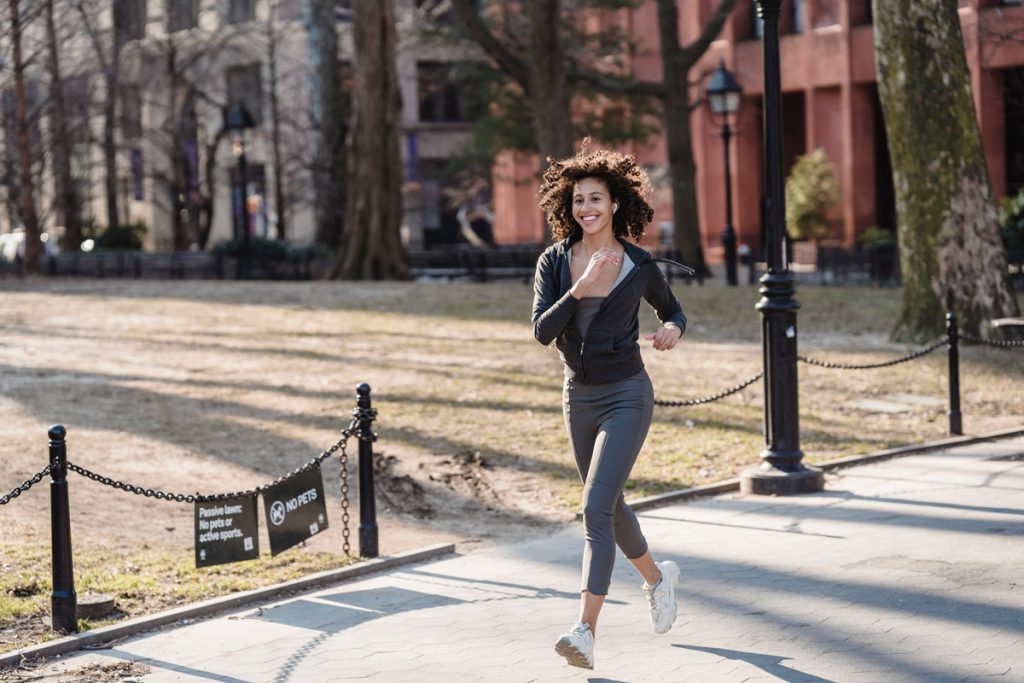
[571,623,590,637]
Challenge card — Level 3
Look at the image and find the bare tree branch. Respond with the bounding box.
[450,0,530,92]
[682,0,739,68]
[567,60,666,98]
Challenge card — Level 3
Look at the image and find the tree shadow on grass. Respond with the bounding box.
[2,322,561,394]
[0,363,574,532]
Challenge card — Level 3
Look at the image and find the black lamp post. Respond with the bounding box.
[226,102,256,280]
[741,0,823,495]
[705,59,742,287]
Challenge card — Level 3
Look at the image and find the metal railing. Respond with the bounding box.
[1,384,379,635]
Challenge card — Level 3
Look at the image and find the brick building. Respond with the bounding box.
[492,0,1024,260]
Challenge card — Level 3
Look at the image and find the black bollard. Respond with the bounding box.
[48,425,78,634]
[946,297,962,436]
[356,384,379,558]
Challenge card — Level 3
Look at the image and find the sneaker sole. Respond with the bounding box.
[554,638,594,669]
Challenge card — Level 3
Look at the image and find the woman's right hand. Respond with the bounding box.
[570,248,621,298]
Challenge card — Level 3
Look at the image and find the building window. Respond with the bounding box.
[113,0,147,45]
[789,0,806,34]
[168,0,198,32]
[121,86,143,141]
[226,0,255,24]
[850,0,873,26]
[226,63,263,125]
[418,63,465,123]
[812,0,840,29]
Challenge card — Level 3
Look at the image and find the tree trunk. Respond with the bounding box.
[44,0,83,253]
[658,0,704,274]
[166,44,189,251]
[309,0,346,249]
[103,52,121,233]
[9,0,41,274]
[267,6,287,241]
[873,0,1019,341]
[196,126,226,250]
[77,0,120,232]
[331,0,408,280]
[528,0,572,164]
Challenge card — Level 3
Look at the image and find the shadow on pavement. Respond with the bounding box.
[673,644,837,683]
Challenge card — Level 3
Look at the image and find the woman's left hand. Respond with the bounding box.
[644,325,683,351]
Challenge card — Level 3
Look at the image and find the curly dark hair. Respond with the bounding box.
[538,140,654,242]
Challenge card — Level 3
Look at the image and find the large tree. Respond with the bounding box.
[451,0,573,164]
[329,0,408,279]
[873,0,1019,341]
[575,0,737,277]
[450,0,737,275]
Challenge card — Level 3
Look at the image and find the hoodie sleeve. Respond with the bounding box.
[643,263,686,334]
[531,248,580,345]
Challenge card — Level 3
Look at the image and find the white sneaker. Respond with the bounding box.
[643,560,680,634]
[554,621,594,669]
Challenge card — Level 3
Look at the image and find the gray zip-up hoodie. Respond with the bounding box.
[532,236,686,384]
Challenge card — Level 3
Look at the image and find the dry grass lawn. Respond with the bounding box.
[1,278,1022,653]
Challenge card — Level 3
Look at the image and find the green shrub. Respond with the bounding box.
[998,188,1024,262]
[858,226,895,249]
[785,148,839,240]
[83,222,147,251]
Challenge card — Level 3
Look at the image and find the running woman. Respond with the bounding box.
[532,142,686,670]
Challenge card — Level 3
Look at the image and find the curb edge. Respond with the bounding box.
[0,542,456,669]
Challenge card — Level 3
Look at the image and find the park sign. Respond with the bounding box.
[263,465,329,556]
[194,495,260,568]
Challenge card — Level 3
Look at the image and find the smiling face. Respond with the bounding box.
[572,177,615,237]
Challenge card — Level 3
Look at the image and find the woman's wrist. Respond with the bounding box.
[664,323,683,339]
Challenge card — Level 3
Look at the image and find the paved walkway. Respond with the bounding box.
[34,437,1024,682]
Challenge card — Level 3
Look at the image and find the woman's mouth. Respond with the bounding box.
[580,216,598,225]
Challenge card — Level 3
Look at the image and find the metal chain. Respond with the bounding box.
[797,338,946,370]
[339,446,351,556]
[655,371,764,407]
[66,430,353,503]
[351,406,378,443]
[0,465,52,505]
[961,333,1024,349]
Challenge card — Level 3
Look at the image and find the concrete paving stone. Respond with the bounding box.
[15,442,1024,682]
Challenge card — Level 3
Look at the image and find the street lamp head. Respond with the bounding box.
[705,59,743,126]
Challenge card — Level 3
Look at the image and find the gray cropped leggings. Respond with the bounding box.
[563,369,655,595]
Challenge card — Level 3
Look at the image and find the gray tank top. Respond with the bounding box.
[571,251,635,338]
[575,297,604,337]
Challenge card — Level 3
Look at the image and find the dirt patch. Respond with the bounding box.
[1,279,1021,657]
[0,660,149,682]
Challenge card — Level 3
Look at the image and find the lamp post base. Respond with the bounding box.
[740,462,824,495]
